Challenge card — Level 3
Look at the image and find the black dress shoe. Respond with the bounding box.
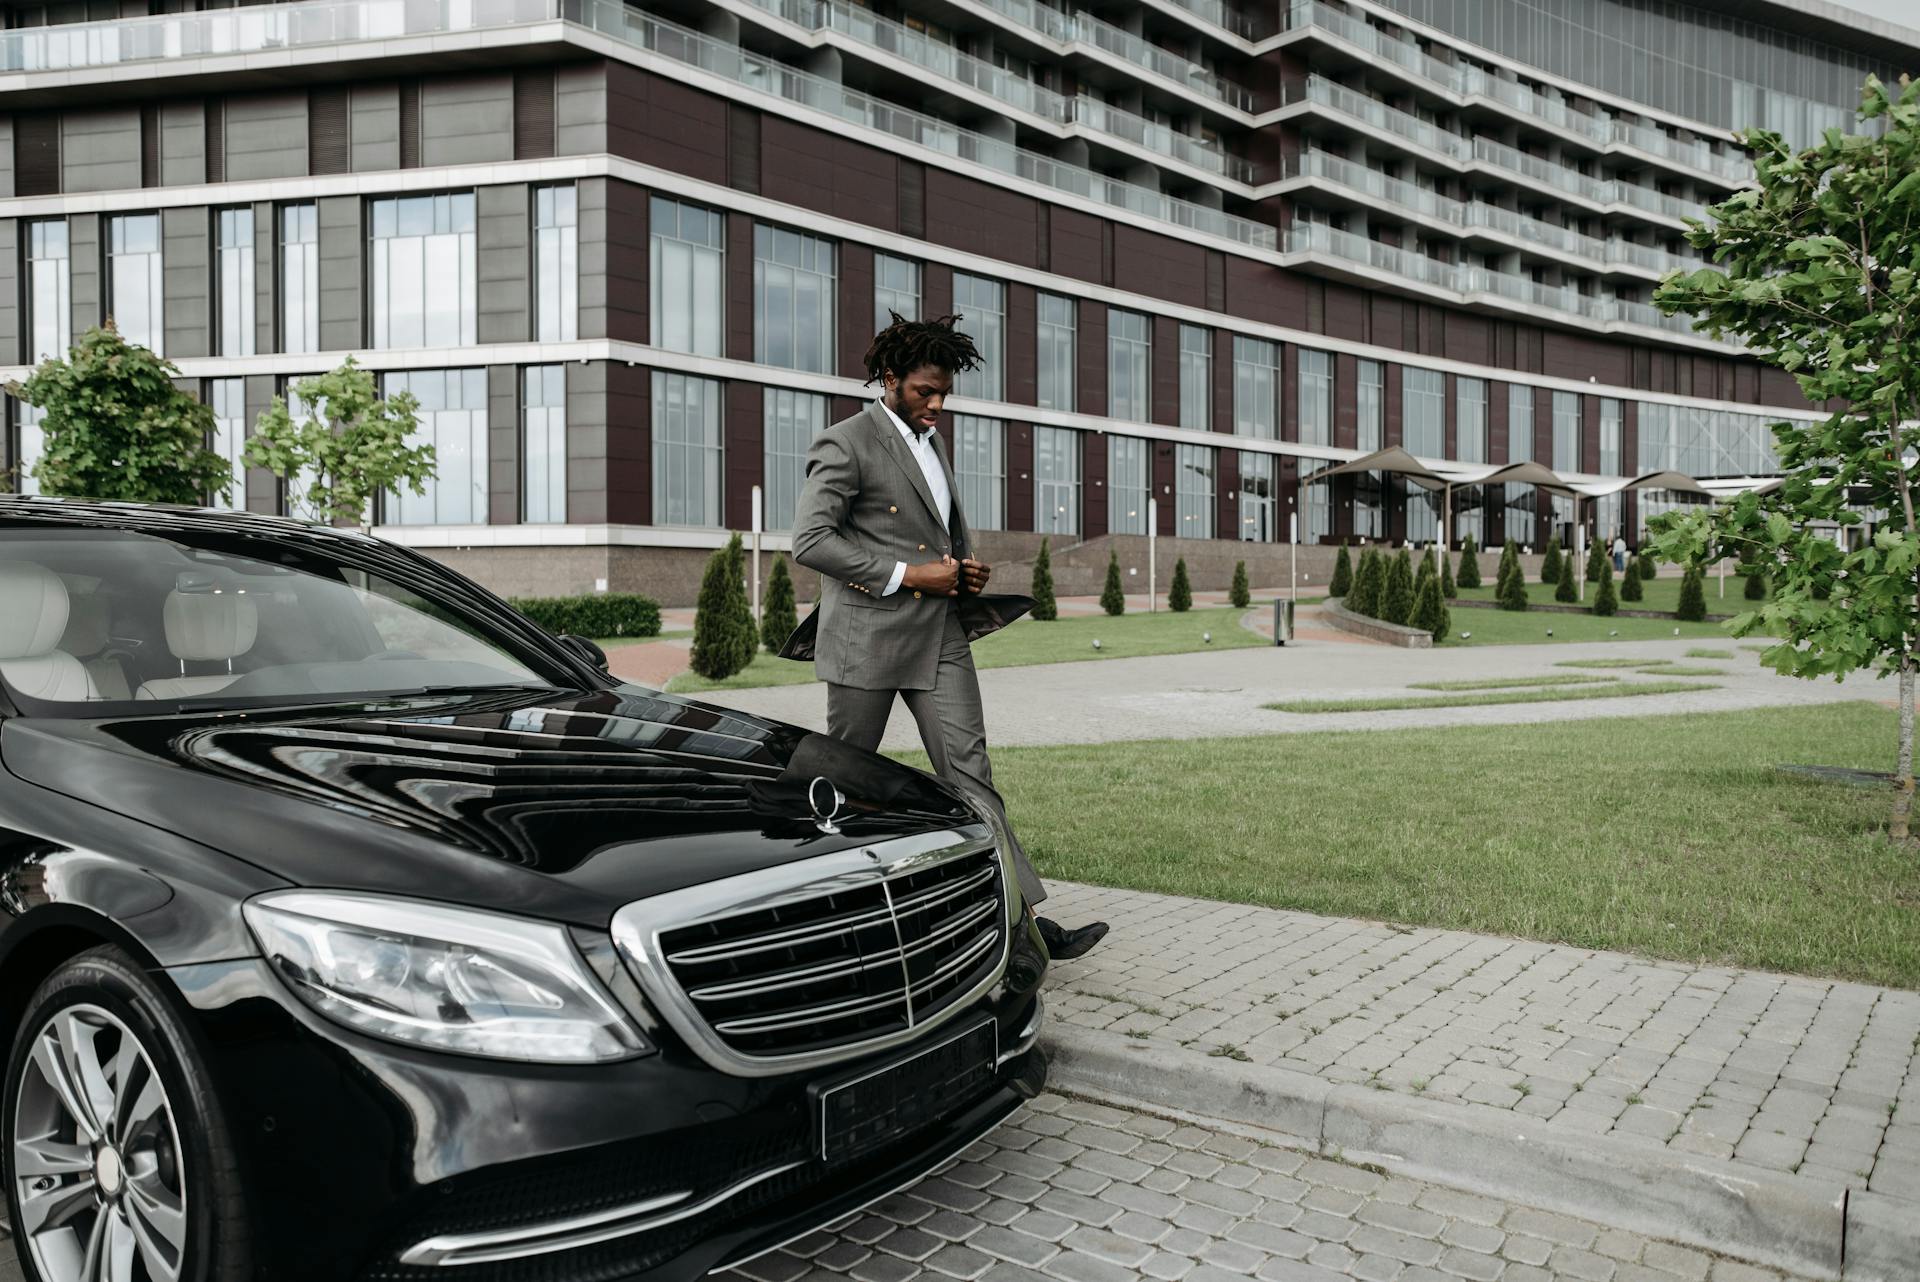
[1036,916,1109,960]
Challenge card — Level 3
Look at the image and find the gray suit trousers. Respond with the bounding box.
[826,607,1048,907]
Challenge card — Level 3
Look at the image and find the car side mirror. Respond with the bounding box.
[558,634,610,672]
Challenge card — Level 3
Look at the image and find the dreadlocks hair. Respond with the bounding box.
[863,312,984,386]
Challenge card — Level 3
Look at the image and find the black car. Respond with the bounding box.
[0,498,1048,1282]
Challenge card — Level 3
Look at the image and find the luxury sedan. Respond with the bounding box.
[0,498,1048,1282]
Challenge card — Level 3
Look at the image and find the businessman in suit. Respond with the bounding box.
[790,313,1106,960]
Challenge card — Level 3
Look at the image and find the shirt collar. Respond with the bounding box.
[877,397,931,445]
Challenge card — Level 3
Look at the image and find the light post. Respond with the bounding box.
[1147,497,1158,613]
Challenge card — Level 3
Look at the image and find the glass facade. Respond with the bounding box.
[1109,309,1151,423]
[1108,436,1149,535]
[1455,377,1486,465]
[1175,444,1214,539]
[1507,384,1536,544]
[953,274,1004,401]
[26,220,70,365]
[1596,397,1623,543]
[1239,452,1275,542]
[1179,325,1210,431]
[1233,337,1278,439]
[875,254,920,329]
[1298,349,1332,448]
[216,208,254,358]
[384,369,487,525]
[1355,360,1385,540]
[1551,391,1581,537]
[535,185,578,343]
[370,194,477,350]
[952,416,1004,530]
[754,224,835,374]
[763,389,826,531]
[1034,425,1080,536]
[652,373,723,527]
[651,197,725,357]
[524,365,567,524]
[1037,294,1075,412]
[1404,368,1445,456]
[209,377,246,510]
[1638,403,1781,477]
[280,203,319,355]
[107,214,163,354]
[15,402,44,496]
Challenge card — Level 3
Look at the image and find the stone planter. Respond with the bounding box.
[1321,597,1434,648]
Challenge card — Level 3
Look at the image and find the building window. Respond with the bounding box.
[14,401,45,496]
[1404,479,1439,544]
[523,365,566,524]
[1355,360,1385,540]
[281,203,319,355]
[650,197,724,357]
[534,185,578,343]
[26,221,70,366]
[1507,384,1535,544]
[207,378,246,510]
[1233,337,1277,439]
[1034,425,1079,536]
[1108,436,1148,535]
[1175,444,1214,539]
[384,369,488,525]
[1179,325,1210,431]
[1298,349,1333,447]
[107,214,163,354]
[763,388,826,531]
[952,274,1004,402]
[215,208,255,357]
[1037,294,1076,412]
[1109,310,1151,423]
[370,194,477,349]
[874,254,920,330]
[1455,377,1486,466]
[1403,368,1445,456]
[1304,481,1331,543]
[754,224,835,374]
[1551,390,1580,539]
[952,416,1004,531]
[652,373,723,527]
[1239,451,1275,542]
[1596,397,1623,544]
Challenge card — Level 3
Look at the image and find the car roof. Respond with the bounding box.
[0,496,379,545]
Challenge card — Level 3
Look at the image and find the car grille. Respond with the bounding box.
[655,846,1006,1062]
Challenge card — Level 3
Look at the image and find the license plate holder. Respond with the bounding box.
[814,1018,999,1164]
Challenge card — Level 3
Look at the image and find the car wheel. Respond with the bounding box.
[3,946,250,1282]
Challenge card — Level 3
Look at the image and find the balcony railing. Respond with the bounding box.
[1471,137,1700,223]
[1070,98,1253,180]
[965,0,1253,111]
[1155,0,1262,41]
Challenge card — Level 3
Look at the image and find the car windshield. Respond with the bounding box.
[0,526,565,715]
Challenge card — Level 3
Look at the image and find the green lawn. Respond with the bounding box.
[1453,570,1759,617]
[1438,608,1739,646]
[900,703,1920,987]
[1409,675,1621,691]
[667,606,1266,693]
[1265,680,1714,714]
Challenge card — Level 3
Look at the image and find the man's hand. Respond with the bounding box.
[902,556,961,597]
[960,558,992,594]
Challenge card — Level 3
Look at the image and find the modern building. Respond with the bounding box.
[0,0,1913,602]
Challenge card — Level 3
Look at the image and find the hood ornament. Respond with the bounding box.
[808,776,846,835]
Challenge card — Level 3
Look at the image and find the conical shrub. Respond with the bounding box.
[1330,545,1353,597]
[1620,556,1644,602]
[1441,553,1456,599]
[1592,559,1618,616]
[1541,537,1562,584]
[1409,567,1449,643]
[1498,556,1529,611]
[1676,565,1707,621]
[1348,549,1380,618]
[1230,560,1251,608]
[1381,550,1414,625]
[1641,552,1658,579]
[1414,551,1435,600]
[1586,535,1605,583]
[1169,557,1193,612]
[1456,535,1481,589]
[1555,551,1578,603]
[1744,564,1769,600]
[1031,537,1057,621]
[1101,550,1126,616]
[691,536,755,680]
[760,554,797,653]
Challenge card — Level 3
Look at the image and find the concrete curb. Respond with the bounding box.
[1043,1023,1877,1281]
[1320,597,1434,647]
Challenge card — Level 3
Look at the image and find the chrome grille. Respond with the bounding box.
[611,829,1009,1076]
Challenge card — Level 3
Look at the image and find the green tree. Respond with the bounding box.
[1541,536,1562,585]
[1330,545,1353,596]
[1621,556,1645,602]
[8,322,231,504]
[1641,551,1658,579]
[1555,552,1578,603]
[1744,563,1771,600]
[1348,550,1380,618]
[1414,550,1435,601]
[1585,532,1605,583]
[691,535,755,680]
[1229,560,1251,608]
[1441,553,1457,599]
[1409,568,1450,643]
[1593,560,1619,616]
[1495,539,1520,600]
[1674,564,1707,622]
[1168,557,1193,612]
[1498,557,1530,611]
[1100,550,1127,616]
[245,357,436,529]
[760,554,798,653]
[1456,535,1482,589]
[1031,538,1058,621]
[1381,551,1414,625]
[1650,74,1920,835]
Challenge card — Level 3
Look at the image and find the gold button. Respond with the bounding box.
[889,505,898,513]
[913,590,922,599]
[918,544,927,551]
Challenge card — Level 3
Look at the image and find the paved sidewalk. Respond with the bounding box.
[729,1094,1814,1282]
[1037,884,1920,1204]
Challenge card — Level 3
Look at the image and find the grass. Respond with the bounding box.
[1635,664,1728,677]
[1438,608,1738,647]
[1264,680,1714,714]
[904,702,1920,987]
[1557,658,1662,670]
[665,606,1265,693]
[1408,675,1621,691]
[1453,572,1758,617]
[1686,648,1737,659]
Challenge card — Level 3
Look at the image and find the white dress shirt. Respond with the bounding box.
[876,399,952,596]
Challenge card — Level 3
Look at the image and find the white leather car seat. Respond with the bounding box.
[135,590,259,701]
[61,591,132,700]
[0,563,101,702]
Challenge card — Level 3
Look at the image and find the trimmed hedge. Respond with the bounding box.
[1169,557,1193,612]
[511,592,662,638]
[1592,560,1618,617]
[1031,537,1058,621]
[1101,550,1127,616]
[1620,556,1644,602]
[1330,545,1353,597]
[1456,535,1481,589]
[1541,537,1562,585]
[1677,565,1708,621]
[760,555,798,653]
[1230,560,1251,608]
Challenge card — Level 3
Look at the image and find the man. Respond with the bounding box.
[790,313,1107,961]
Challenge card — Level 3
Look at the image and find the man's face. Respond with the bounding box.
[884,364,953,434]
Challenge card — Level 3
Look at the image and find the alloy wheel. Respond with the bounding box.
[12,1003,187,1282]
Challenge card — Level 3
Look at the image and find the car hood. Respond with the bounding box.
[0,686,983,928]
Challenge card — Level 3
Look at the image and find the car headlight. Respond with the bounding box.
[243,891,650,1064]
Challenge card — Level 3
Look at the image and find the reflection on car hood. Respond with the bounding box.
[0,687,980,927]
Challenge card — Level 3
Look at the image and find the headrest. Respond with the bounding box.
[62,591,111,658]
[0,563,72,661]
[164,590,258,662]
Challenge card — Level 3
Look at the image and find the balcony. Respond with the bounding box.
[1282,221,1724,347]
[1471,137,1701,224]
[961,0,1254,112]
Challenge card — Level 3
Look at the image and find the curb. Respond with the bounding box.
[1041,1023,1889,1281]
[1320,597,1434,648]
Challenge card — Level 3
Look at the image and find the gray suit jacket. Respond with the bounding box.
[791,402,975,692]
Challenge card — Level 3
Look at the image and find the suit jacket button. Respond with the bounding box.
[918,544,927,551]
[889,505,898,514]
[913,590,922,599]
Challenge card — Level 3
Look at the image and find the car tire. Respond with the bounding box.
[3,945,252,1282]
